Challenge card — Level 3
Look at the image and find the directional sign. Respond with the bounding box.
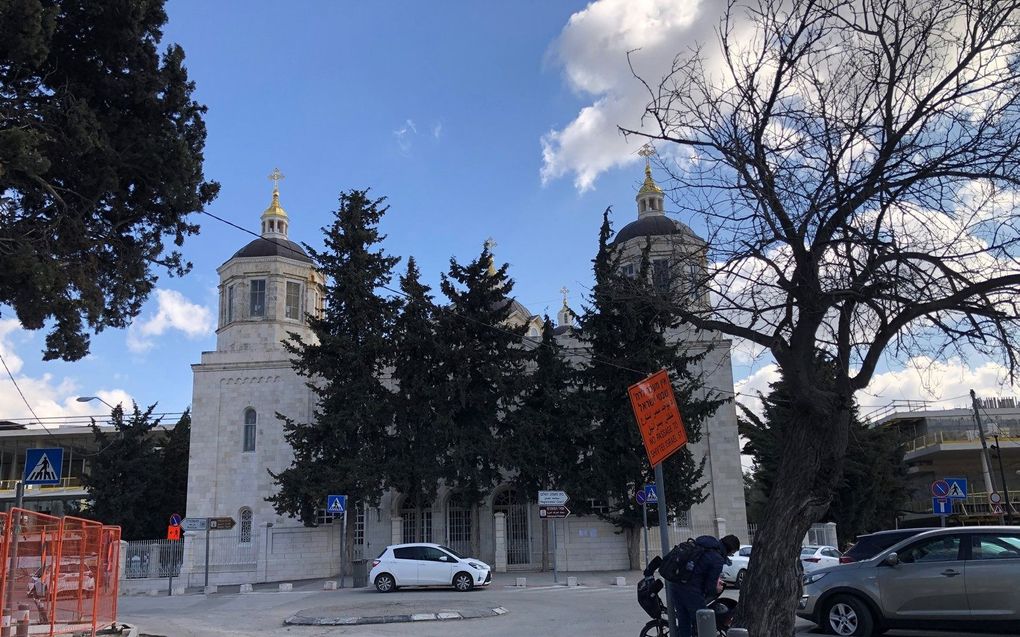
[327,494,347,515]
[636,490,647,505]
[945,477,968,500]
[643,485,658,504]
[629,370,688,466]
[23,448,63,485]
[933,497,953,516]
[931,480,950,498]
[169,513,182,527]
[539,505,571,519]
[181,517,208,532]
[209,516,236,530]
[538,490,569,506]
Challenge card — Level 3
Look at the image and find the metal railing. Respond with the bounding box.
[0,477,84,492]
[124,539,184,579]
[902,430,1020,454]
[907,490,1020,516]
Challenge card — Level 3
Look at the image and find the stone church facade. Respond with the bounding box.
[181,166,747,586]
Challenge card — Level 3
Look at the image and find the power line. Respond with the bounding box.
[0,350,62,443]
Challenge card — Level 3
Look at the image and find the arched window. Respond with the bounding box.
[239,507,253,544]
[243,408,256,452]
[641,199,647,212]
[401,498,432,543]
[446,493,472,557]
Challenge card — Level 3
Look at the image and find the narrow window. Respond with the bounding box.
[652,259,670,292]
[249,280,266,317]
[243,408,256,452]
[641,200,647,212]
[620,263,636,279]
[227,285,235,323]
[285,281,301,319]
[239,508,253,544]
[354,504,365,546]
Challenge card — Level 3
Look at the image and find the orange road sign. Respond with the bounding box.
[167,524,181,540]
[628,369,688,466]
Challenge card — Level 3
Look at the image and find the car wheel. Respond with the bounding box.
[823,595,875,637]
[374,573,396,593]
[735,569,746,589]
[452,571,474,592]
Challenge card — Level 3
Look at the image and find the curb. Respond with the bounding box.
[284,606,509,626]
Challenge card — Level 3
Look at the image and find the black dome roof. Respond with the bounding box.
[612,215,697,246]
[231,237,312,263]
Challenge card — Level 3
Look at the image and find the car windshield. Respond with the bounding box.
[738,547,752,557]
[439,545,465,559]
[800,547,817,556]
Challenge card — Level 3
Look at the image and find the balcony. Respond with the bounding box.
[901,429,1019,460]
[0,477,87,501]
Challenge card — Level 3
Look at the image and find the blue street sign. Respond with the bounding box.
[636,490,647,505]
[327,494,347,515]
[643,485,658,504]
[169,513,182,526]
[933,497,953,516]
[945,477,968,500]
[931,480,950,498]
[23,448,62,485]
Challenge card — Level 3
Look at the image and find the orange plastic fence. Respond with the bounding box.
[0,509,121,637]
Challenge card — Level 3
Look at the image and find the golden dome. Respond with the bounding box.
[639,163,663,196]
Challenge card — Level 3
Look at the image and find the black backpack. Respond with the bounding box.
[659,538,706,584]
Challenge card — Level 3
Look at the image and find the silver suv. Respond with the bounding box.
[798,526,1020,636]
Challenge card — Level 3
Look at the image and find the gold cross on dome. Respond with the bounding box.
[560,286,569,305]
[484,237,497,251]
[268,167,285,190]
[638,143,656,159]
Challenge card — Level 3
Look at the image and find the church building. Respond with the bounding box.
[181,164,747,585]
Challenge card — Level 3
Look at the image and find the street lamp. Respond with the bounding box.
[75,396,116,410]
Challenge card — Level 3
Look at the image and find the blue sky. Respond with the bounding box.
[1,0,1012,425]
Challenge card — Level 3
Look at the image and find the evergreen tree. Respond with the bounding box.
[438,242,529,503]
[83,403,186,540]
[384,257,448,540]
[0,0,218,361]
[159,410,191,521]
[573,210,722,568]
[739,361,908,546]
[269,190,399,526]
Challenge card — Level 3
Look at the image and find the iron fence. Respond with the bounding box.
[124,539,183,579]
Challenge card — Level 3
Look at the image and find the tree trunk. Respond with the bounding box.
[626,526,642,569]
[733,403,850,637]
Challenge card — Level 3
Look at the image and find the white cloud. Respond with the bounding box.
[0,321,133,420]
[432,122,443,140]
[394,119,418,155]
[542,0,721,191]
[127,289,213,353]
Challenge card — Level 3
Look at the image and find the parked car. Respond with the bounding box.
[798,526,1020,636]
[370,543,492,593]
[838,528,935,564]
[800,545,842,573]
[721,545,752,588]
[28,562,95,599]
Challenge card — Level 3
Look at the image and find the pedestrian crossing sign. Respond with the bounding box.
[23,448,63,485]
[945,477,968,500]
[326,494,347,515]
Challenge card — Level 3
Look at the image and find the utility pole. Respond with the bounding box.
[992,435,1014,522]
[970,389,1005,524]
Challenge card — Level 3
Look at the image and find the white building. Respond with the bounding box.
[181,166,747,586]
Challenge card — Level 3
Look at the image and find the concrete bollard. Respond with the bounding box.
[726,629,750,637]
[239,584,253,594]
[172,586,187,596]
[14,604,29,637]
[566,576,579,587]
[204,585,218,595]
[614,576,626,586]
[514,577,527,587]
[278,582,293,592]
[696,608,716,637]
[323,581,338,590]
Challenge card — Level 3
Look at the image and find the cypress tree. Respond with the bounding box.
[269,190,399,525]
[438,242,529,503]
[573,209,722,568]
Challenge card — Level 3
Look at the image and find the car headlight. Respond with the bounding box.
[468,562,486,570]
[803,571,827,586]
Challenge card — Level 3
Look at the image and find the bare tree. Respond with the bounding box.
[624,1,1020,634]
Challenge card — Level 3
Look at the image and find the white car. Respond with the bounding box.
[370,543,491,592]
[800,545,841,573]
[721,544,752,588]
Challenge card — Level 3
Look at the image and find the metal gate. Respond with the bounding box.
[446,493,473,556]
[494,488,530,565]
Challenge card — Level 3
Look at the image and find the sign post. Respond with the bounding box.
[327,495,347,587]
[538,491,569,583]
[629,370,689,637]
[637,489,649,565]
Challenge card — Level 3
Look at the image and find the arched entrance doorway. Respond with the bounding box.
[446,493,473,556]
[493,488,530,565]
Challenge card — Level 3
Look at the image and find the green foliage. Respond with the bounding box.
[83,404,190,540]
[739,364,908,546]
[384,257,448,536]
[0,0,218,361]
[502,316,583,499]
[269,190,399,525]
[438,242,530,503]
[571,209,721,529]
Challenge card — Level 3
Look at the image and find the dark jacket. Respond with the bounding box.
[681,535,727,598]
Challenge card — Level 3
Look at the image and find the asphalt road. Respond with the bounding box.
[118,576,1016,637]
